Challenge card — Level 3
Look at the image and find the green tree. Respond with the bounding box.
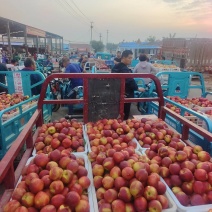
[146,36,156,43]
[106,43,118,52]
[90,40,104,52]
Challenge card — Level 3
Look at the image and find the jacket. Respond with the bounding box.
[112,62,138,97]
[22,67,43,96]
[65,63,83,89]
[134,61,157,84]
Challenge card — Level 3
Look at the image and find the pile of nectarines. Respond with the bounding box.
[86,119,138,152]
[34,118,85,154]
[89,146,170,212]
[4,151,91,212]
[133,118,182,149]
[145,144,212,206]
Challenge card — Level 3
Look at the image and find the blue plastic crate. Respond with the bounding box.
[0,96,51,159]
[0,71,52,159]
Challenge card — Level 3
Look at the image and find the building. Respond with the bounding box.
[69,43,92,54]
[118,41,161,59]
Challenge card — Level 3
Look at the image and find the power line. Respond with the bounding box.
[69,0,91,22]
[67,0,102,36]
[63,0,90,25]
[56,0,89,26]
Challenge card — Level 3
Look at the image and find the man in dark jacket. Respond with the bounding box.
[112,50,144,120]
[22,58,43,96]
[62,56,83,115]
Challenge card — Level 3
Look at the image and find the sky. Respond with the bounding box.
[0,0,212,44]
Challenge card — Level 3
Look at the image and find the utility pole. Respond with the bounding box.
[100,33,102,42]
[106,30,109,51]
[106,30,108,45]
[90,22,93,43]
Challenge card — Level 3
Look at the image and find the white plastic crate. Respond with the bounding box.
[14,153,95,211]
[161,178,212,212]
[89,152,177,212]
[184,115,207,130]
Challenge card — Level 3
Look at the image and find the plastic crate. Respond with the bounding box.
[83,125,140,152]
[90,151,177,212]
[161,178,212,212]
[0,96,51,159]
[14,153,95,210]
[184,115,207,130]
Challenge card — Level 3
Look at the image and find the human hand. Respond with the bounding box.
[138,87,145,92]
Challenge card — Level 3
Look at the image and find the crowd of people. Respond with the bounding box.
[0,47,157,119]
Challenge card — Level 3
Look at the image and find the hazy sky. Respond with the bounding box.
[1,0,212,44]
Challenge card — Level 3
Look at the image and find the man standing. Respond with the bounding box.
[112,50,144,120]
[62,56,83,115]
[22,58,43,96]
[114,51,121,65]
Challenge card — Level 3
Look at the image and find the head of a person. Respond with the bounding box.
[11,59,18,66]
[24,58,36,70]
[82,55,88,63]
[61,56,70,68]
[139,54,147,62]
[121,50,133,65]
[116,51,121,58]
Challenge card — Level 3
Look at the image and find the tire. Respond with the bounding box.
[136,92,148,114]
[52,104,60,112]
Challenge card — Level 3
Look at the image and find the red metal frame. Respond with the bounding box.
[0,73,212,209]
[37,73,166,123]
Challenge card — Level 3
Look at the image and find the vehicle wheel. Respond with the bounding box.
[52,104,60,112]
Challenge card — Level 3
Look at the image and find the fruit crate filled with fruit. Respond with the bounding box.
[84,119,140,153]
[89,148,177,212]
[165,96,212,130]
[0,94,51,159]
[32,118,88,155]
[4,152,94,212]
[0,93,31,121]
[152,64,180,73]
[149,99,212,154]
[1,72,212,211]
[142,138,212,211]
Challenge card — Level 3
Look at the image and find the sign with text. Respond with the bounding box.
[13,72,23,94]
[26,26,46,37]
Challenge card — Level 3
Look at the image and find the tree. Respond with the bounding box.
[106,43,118,52]
[90,40,104,53]
[146,36,156,43]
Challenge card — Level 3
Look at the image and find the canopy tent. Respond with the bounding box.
[0,16,63,55]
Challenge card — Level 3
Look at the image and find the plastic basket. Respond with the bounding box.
[14,153,95,211]
[161,178,212,212]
